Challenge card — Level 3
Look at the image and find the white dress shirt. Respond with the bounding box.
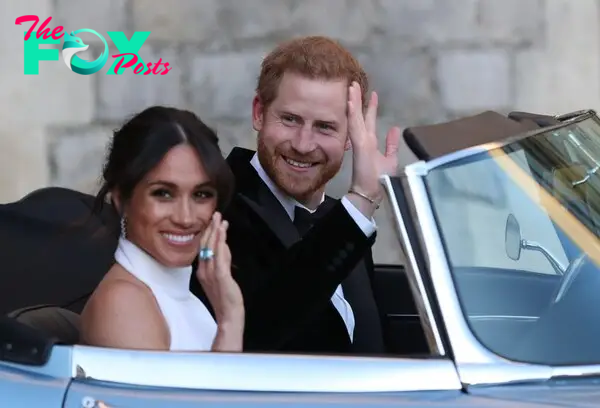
[250,154,377,342]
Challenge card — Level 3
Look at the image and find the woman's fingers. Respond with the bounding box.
[205,213,221,274]
[198,212,221,279]
[215,221,230,278]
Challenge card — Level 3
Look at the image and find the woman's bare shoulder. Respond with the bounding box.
[87,265,155,311]
[80,264,169,350]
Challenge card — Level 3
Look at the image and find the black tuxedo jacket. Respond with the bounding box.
[191,147,385,354]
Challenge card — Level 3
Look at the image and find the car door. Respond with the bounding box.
[60,344,463,408]
[0,316,71,407]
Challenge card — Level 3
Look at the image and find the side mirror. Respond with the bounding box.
[505,213,522,261]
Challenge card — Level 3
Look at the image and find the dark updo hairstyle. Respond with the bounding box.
[93,106,234,229]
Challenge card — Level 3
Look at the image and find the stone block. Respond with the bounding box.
[376,0,480,47]
[188,50,266,121]
[96,45,184,121]
[358,47,445,126]
[478,0,544,45]
[214,0,293,45]
[214,120,257,158]
[514,0,600,114]
[288,0,378,46]
[3,0,52,53]
[48,125,113,194]
[0,125,48,203]
[0,0,94,128]
[372,199,406,265]
[436,49,511,112]
[132,0,223,44]
[52,0,128,41]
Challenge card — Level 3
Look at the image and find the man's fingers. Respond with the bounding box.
[347,82,366,142]
[364,91,378,136]
[385,126,401,157]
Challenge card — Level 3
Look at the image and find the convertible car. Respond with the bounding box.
[2,108,600,407]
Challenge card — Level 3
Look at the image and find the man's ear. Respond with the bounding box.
[252,95,265,132]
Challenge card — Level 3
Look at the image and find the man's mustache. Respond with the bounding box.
[277,150,323,163]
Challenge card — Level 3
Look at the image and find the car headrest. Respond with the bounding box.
[403,110,560,161]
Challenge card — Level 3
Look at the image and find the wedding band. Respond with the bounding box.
[199,247,214,260]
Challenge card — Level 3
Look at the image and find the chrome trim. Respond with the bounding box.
[388,314,539,322]
[457,363,551,386]
[552,364,600,378]
[70,345,462,392]
[554,109,595,121]
[468,315,539,322]
[410,109,596,174]
[521,239,567,275]
[380,175,446,355]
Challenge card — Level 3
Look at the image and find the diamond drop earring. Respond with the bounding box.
[120,216,127,238]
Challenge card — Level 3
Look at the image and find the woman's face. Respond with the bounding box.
[123,144,218,267]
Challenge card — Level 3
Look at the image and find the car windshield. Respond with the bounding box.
[424,113,600,366]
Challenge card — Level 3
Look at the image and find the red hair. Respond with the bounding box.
[256,36,369,109]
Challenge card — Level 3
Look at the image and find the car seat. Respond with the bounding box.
[7,304,80,345]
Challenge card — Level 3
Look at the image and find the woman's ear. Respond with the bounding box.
[110,189,123,215]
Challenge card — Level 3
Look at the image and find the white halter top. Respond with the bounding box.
[114,237,217,351]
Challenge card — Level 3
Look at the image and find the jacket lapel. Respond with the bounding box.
[227,147,300,248]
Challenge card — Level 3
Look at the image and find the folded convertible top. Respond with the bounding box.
[403,110,562,161]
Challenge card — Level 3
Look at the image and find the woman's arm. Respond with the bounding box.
[210,318,244,351]
[80,280,170,350]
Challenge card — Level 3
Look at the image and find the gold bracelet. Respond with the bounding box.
[348,188,380,209]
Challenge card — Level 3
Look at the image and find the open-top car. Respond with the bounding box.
[3,108,600,407]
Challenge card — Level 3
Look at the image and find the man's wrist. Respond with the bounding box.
[344,191,379,219]
[347,187,381,209]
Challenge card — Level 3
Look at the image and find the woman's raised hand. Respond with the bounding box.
[196,212,244,351]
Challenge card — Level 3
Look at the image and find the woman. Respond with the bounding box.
[80,106,244,352]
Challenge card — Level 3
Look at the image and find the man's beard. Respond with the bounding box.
[257,136,342,205]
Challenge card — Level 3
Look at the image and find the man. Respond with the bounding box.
[192,36,400,354]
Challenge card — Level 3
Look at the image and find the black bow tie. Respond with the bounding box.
[293,204,329,236]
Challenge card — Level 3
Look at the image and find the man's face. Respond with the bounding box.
[253,72,349,206]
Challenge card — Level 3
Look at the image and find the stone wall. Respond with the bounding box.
[2,0,600,263]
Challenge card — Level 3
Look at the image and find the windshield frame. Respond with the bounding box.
[400,109,600,384]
